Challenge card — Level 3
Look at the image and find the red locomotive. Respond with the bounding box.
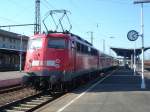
[24,10,117,91]
[24,32,116,90]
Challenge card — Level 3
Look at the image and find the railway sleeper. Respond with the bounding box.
[4,110,25,112]
[25,101,41,105]
[20,104,37,108]
[31,99,47,103]
[12,106,31,111]
[35,97,51,100]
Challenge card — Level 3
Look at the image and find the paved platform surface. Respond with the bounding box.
[36,67,150,112]
[0,71,27,88]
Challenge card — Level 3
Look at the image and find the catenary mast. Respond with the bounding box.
[34,0,41,34]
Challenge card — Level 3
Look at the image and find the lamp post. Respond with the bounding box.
[87,31,94,45]
[108,36,116,56]
[134,42,137,75]
[103,39,105,53]
[134,0,150,89]
[18,34,23,72]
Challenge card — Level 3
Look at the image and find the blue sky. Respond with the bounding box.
[0,0,150,58]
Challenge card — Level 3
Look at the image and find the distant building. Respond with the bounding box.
[0,29,29,71]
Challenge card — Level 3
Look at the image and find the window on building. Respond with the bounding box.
[9,38,12,43]
[2,44,5,48]
[3,37,5,41]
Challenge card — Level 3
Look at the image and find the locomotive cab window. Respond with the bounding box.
[48,38,66,49]
[28,38,42,50]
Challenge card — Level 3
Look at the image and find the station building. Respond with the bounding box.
[0,29,29,71]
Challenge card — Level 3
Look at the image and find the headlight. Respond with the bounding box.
[32,60,40,66]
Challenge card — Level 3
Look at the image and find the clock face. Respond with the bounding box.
[127,30,139,41]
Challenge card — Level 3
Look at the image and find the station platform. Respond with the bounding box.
[36,67,150,112]
[0,71,27,88]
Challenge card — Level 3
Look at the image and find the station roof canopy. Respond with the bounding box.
[111,47,150,58]
[0,48,26,55]
[0,29,29,40]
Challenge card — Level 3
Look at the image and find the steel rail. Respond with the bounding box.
[0,84,23,94]
[0,91,63,112]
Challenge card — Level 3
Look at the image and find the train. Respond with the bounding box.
[24,31,118,91]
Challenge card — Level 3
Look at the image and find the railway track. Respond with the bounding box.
[0,84,24,94]
[0,68,117,112]
[0,91,62,112]
[0,86,37,107]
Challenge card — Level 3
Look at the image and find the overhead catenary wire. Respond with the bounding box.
[9,0,35,19]
[0,0,35,29]
[42,0,56,9]
[97,0,131,5]
[0,16,20,24]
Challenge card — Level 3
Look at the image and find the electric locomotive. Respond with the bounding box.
[24,32,101,90]
[24,10,117,91]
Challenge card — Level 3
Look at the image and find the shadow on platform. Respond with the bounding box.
[73,66,150,94]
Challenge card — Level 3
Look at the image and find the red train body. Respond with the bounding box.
[24,32,116,90]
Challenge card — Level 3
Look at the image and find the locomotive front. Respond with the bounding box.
[24,33,69,90]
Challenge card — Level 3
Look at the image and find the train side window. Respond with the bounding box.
[91,48,98,56]
[91,48,93,55]
[84,46,88,54]
[81,44,84,53]
[71,41,75,48]
[76,43,92,55]
[77,42,81,52]
[83,46,88,54]
[88,47,91,53]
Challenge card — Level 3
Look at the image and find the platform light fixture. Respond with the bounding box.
[134,0,150,4]
[108,36,116,56]
[87,31,94,45]
[133,0,150,89]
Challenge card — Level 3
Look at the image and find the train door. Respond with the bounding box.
[71,40,76,72]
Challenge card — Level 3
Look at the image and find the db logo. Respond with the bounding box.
[55,59,61,63]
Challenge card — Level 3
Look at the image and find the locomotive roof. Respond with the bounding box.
[46,31,93,46]
[46,31,112,55]
[37,32,113,57]
[70,33,92,46]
